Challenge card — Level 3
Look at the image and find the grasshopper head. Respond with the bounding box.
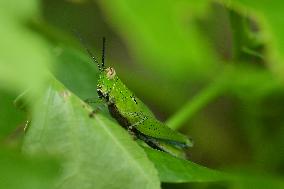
[78,36,116,102]
[97,67,117,102]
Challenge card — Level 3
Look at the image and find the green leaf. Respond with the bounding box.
[23,78,160,189]
[0,1,39,18]
[145,148,284,189]
[53,46,100,100]
[97,0,218,79]
[0,148,59,189]
[0,1,51,94]
[0,91,25,140]
[144,147,227,183]
[228,0,284,79]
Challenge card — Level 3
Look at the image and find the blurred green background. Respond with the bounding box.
[0,0,284,188]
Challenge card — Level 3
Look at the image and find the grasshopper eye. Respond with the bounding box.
[106,67,116,79]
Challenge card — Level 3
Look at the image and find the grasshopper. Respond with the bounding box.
[81,37,193,159]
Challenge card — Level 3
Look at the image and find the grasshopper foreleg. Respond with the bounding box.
[84,97,103,105]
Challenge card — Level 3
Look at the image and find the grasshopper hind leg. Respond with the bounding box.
[135,131,163,151]
[133,129,187,159]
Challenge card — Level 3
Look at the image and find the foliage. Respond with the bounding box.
[0,0,284,189]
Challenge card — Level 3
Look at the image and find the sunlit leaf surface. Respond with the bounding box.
[144,148,227,183]
[23,78,160,189]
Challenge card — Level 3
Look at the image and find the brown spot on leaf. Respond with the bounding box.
[89,109,98,118]
[60,90,71,100]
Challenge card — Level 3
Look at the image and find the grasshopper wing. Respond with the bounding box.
[134,115,193,148]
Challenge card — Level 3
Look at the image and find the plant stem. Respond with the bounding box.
[166,78,226,130]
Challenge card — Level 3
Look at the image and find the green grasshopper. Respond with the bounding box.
[81,37,193,159]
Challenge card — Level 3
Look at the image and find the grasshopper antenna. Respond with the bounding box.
[101,37,106,69]
[73,30,102,71]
